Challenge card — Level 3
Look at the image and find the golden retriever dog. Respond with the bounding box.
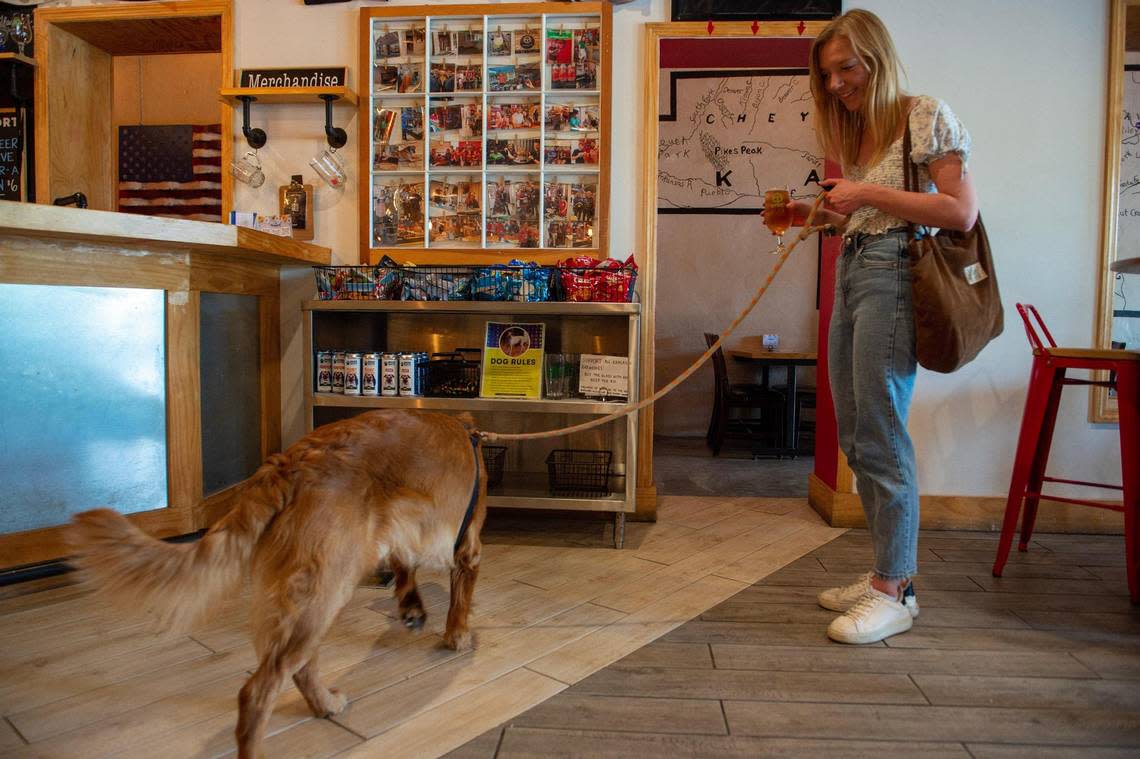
[66,409,487,759]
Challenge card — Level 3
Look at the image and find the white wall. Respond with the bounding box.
[262,0,1120,501]
[64,0,1118,501]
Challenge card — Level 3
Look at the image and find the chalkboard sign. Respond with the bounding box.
[0,110,22,201]
[239,67,347,88]
[672,0,839,22]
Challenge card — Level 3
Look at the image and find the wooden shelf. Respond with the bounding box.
[312,392,631,415]
[304,300,639,315]
[0,52,35,67]
[219,86,358,106]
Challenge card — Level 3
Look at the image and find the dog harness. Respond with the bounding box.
[453,433,482,553]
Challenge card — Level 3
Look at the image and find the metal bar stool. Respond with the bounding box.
[993,304,1140,603]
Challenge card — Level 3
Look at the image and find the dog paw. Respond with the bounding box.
[443,629,473,652]
[401,607,426,630]
[320,688,349,717]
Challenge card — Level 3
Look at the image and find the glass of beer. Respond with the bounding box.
[763,187,792,252]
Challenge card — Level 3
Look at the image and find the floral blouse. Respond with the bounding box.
[843,95,971,236]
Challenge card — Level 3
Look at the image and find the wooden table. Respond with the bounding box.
[1111,257,1140,274]
[727,349,818,457]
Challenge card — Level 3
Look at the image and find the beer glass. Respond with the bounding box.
[310,149,348,190]
[230,151,265,188]
[763,187,792,253]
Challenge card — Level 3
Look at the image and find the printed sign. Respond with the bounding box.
[480,322,545,398]
[0,110,22,201]
[578,354,630,400]
[239,67,347,88]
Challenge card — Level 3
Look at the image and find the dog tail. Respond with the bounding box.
[67,453,294,631]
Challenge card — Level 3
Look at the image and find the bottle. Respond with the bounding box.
[280,175,314,241]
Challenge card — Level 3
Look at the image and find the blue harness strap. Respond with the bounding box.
[453,433,482,553]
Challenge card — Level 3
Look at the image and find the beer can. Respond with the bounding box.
[332,351,346,394]
[381,352,399,396]
[361,353,380,396]
[316,350,333,393]
[343,352,362,396]
[398,353,418,396]
[416,352,429,396]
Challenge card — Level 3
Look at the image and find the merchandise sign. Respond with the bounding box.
[578,354,630,400]
[480,322,545,398]
[239,67,347,88]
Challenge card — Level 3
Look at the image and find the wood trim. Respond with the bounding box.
[357,7,371,264]
[1093,0,1134,424]
[35,0,232,26]
[219,86,358,106]
[188,253,279,296]
[219,1,234,221]
[260,289,282,461]
[638,21,831,519]
[809,473,1125,534]
[167,290,204,532]
[357,2,612,264]
[0,234,191,290]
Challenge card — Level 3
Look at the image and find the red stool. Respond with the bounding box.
[993,304,1140,603]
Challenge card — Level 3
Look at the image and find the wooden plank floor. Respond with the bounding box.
[449,528,1140,758]
[0,495,843,758]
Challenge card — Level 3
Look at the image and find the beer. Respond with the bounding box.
[763,188,792,237]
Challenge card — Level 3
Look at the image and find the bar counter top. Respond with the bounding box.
[0,200,331,267]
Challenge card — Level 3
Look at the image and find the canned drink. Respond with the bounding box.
[416,352,429,395]
[343,352,362,396]
[316,350,333,393]
[398,353,418,396]
[381,352,399,396]
[332,351,346,394]
[361,353,380,396]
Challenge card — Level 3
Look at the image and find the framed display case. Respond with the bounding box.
[359,2,611,264]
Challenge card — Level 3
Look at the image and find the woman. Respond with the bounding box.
[784,9,977,644]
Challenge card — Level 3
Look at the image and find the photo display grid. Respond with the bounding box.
[428,176,483,246]
[373,104,425,171]
[545,23,600,91]
[543,178,596,248]
[487,176,541,248]
[369,14,602,251]
[429,22,483,93]
[372,180,426,246]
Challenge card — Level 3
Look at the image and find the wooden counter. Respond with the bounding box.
[0,201,330,568]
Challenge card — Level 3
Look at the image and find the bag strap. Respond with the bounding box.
[902,116,919,240]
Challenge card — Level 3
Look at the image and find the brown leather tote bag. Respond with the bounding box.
[903,124,1003,373]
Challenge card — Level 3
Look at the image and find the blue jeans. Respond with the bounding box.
[829,229,919,580]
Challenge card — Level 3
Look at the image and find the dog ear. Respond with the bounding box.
[454,411,477,432]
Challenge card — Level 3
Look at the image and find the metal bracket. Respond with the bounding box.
[237,95,267,149]
[320,94,348,149]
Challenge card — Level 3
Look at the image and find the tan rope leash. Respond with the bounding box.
[480,193,832,443]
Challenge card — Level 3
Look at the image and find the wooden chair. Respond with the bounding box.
[993,304,1139,603]
[703,333,786,455]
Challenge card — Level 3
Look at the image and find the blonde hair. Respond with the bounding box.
[809,9,907,168]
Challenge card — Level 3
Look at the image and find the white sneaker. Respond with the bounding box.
[818,573,920,619]
[827,587,913,645]
[817,572,872,612]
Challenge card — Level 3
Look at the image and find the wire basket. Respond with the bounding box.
[401,266,473,301]
[546,449,612,497]
[314,265,402,300]
[556,264,638,303]
[481,445,507,489]
[422,351,480,398]
[315,262,637,302]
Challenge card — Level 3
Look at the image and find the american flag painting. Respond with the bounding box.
[117,124,222,221]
